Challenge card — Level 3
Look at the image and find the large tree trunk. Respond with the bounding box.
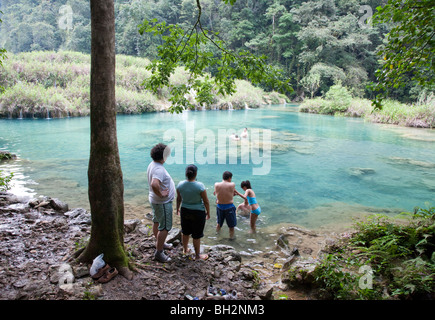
[78,0,131,278]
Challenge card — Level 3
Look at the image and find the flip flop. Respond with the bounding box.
[91,264,110,280]
[97,267,118,283]
[195,253,209,261]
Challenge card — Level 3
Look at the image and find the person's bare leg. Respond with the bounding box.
[229,227,235,239]
[153,222,159,238]
[193,238,208,260]
[156,229,168,251]
[250,213,258,233]
[182,234,190,254]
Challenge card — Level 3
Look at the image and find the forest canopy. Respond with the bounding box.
[0,0,432,103]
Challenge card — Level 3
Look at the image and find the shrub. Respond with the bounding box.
[115,86,157,113]
[309,208,435,300]
[368,99,435,128]
[323,82,352,114]
[299,83,353,115]
[299,90,435,128]
[0,170,13,192]
[219,80,265,109]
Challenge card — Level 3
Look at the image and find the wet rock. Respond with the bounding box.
[28,199,40,208]
[13,279,28,289]
[53,217,68,228]
[281,257,318,288]
[166,227,181,244]
[124,219,140,233]
[211,244,235,252]
[49,198,69,213]
[34,201,51,209]
[228,260,241,272]
[59,283,83,297]
[388,156,435,168]
[6,202,29,214]
[282,254,297,270]
[21,280,52,299]
[277,234,289,250]
[257,286,274,300]
[0,194,20,208]
[64,208,91,225]
[137,224,153,236]
[347,167,376,177]
[0,151,17,161]
[24,211,39,221]
[49,265,61,284]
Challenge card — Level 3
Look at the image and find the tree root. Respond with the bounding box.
[118,266,134,280]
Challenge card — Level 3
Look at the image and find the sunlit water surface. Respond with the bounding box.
[1,105,435,253]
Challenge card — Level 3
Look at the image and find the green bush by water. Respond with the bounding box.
[305,207,435,300]
[0,170,13,192]
[300,84,435,128]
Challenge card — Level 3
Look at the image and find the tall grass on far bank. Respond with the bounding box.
[0,51,270,118]
[300,83,435,128]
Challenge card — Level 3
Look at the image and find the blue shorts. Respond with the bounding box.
[216,204,237,228]
[251,207,261,215]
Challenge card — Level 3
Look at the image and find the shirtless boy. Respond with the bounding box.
[213,171,244,239]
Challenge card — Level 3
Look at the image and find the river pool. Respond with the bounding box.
[1,105,435,251]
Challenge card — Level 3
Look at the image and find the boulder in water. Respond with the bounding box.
[347,167,376,177]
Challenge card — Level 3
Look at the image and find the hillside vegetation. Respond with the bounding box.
[0,51,277,118]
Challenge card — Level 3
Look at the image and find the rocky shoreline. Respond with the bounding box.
[0,191,341,300]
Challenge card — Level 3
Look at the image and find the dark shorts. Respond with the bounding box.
[216,204,237,228]
[180,207,206,239]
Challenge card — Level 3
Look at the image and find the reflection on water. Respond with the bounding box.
[1,105,435,253]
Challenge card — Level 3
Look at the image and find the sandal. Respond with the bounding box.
[97,267,118,283]
[91,264,110,280]
[195,253,209,261]
[182,248,192,256]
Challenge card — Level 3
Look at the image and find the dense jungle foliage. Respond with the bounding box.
[2,0,430,103]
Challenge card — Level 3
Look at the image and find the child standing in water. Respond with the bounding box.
[239,180,261,233]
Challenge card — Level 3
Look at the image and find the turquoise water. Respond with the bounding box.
[1,105,435,238]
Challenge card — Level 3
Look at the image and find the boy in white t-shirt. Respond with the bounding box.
[147,143,175,263]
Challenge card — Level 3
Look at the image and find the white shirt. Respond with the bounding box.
[147,161,175,204]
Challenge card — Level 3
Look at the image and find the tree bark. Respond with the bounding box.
[78,0,131,277]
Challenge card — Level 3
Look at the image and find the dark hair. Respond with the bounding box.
[150,143,167,161]
[185,164,197,180]
[241,180,251,189]
[222,171,232,180]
